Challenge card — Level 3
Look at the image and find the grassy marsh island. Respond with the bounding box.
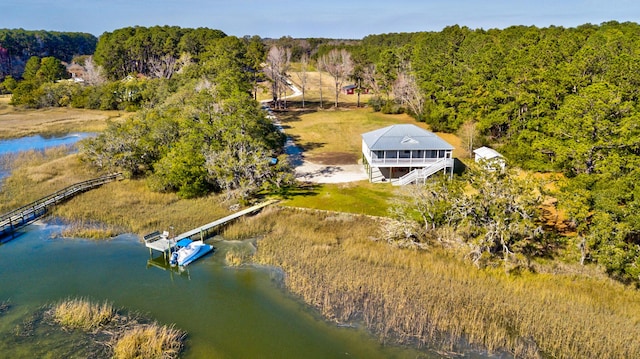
[47,297,185,359]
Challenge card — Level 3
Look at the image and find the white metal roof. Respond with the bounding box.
[473,146,503,159]
[362,124,454,151]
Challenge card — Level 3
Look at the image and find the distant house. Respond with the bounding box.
[66,62,87,83]
[362,124,454,185]
[341,84,369,95]
[473,146,505,170]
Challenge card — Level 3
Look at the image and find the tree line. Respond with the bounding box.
[80,33,293,202]
[349,22,640,286]
[0,29,96,80]
[2,22,640,285]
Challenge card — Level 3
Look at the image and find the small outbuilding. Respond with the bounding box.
[473,146,505,169]
[341,84,369,95]
[342,84,357,94]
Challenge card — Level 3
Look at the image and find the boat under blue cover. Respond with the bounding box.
[170,239,214,266]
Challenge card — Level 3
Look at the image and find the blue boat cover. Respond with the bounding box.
[176,238,193,248]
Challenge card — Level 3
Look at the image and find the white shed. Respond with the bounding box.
[473,146,505,169]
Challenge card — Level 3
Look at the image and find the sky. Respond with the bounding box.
[1,0,640,39]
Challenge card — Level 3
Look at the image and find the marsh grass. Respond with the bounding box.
[52,297,115,331]
[42,297,185,358]
[0,149,99,212]
[112,324,185,359]
[224,245,255,266]
[59,220,121,239]
[0,152,17,171]
[220,211,278,240]
[54,179,233,236]
[224,207,640,359]
[0,96,129,139]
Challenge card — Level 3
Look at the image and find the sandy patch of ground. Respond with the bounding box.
[294,151,368,183]
[294,161,368,183]
[265,85,369,183]
[304,152,358,165]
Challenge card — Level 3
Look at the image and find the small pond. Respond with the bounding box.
[0,133,93,156]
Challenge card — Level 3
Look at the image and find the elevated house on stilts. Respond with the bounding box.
[361,124,454,185]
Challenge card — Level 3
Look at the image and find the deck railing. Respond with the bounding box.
[363,151,453,167]
[395,159,449,185]
[0,173,122,238]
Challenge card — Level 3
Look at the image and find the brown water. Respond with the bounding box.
[0,222,437,358]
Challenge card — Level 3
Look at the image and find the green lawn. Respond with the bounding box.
[279,107,428,158]
[281,180,397,217]
[268,81,463,216]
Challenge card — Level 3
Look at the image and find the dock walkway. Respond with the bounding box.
[0,173,123,239]
[143,199,277,259]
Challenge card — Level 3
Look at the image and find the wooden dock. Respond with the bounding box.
[143,199,278,258]
[0,173,123,240]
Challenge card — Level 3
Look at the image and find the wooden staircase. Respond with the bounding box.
[394,159,448,186]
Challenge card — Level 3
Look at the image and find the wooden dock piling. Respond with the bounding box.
[143,199,277,259]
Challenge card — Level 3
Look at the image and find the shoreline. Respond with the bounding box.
[2,113,640,358]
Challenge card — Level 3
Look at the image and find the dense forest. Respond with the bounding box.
[358,22,640,285]
[0,29,97,80]
[2,22,640,286]
[82,29,294,201]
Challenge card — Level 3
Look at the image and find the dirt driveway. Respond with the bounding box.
[265,86,368,184]
[294,161,368,183]
[286,144,368,183]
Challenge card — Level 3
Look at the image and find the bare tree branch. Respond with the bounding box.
[265,46,291,109]
[294,53,309,108]
[393,70,425,118]
[319,49,354,108]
